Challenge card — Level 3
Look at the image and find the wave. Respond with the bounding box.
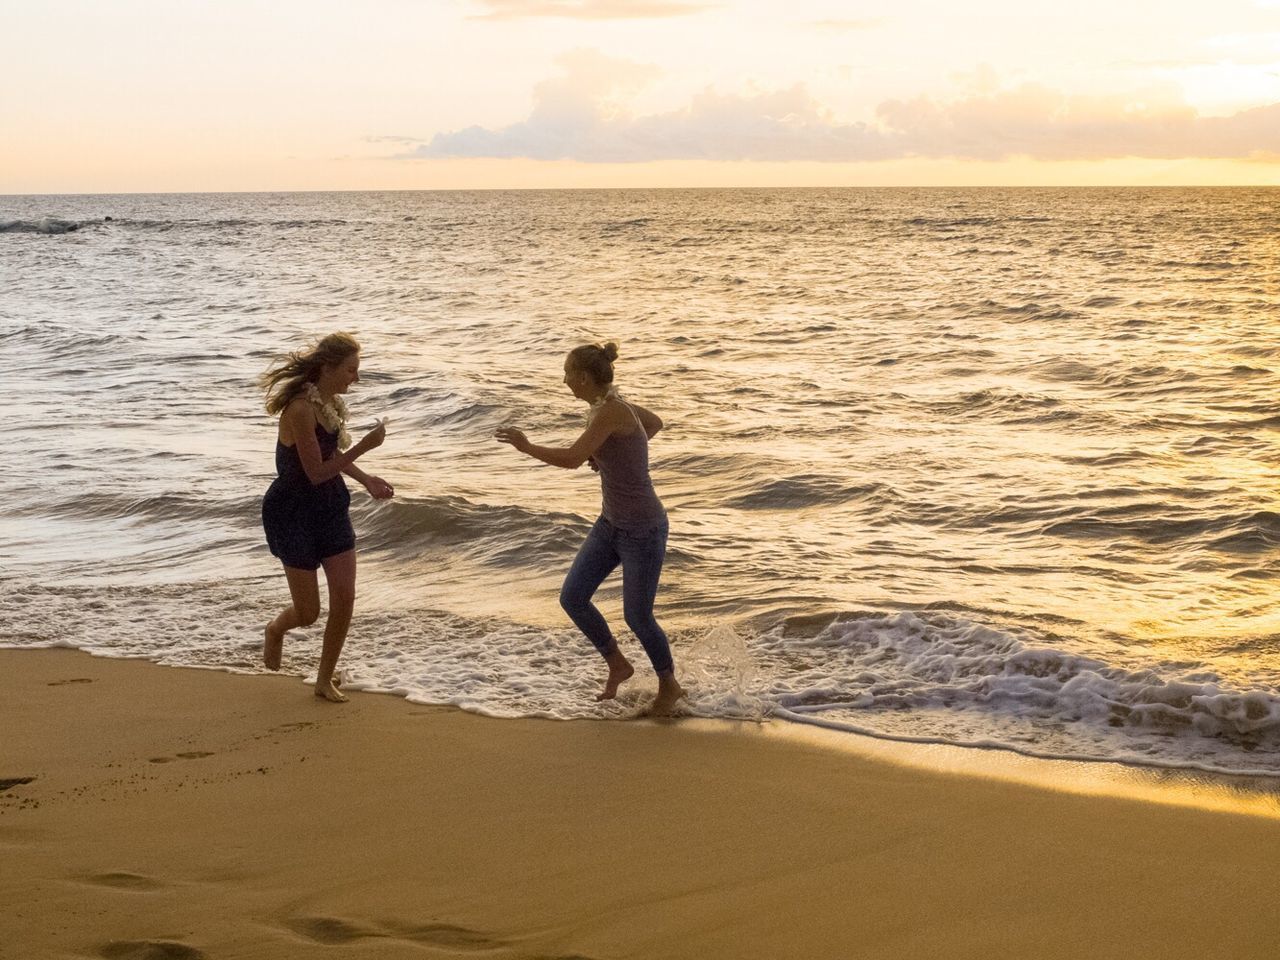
[10,487,592,561]
[0,324,144,363]
[948,298,1085,323]
[0,217,85,234]
[724,476,894,511]
[1,216,370,236]
[1041,508,1280,552]
[8,579,1278,776]
[759,611,1280,776]
[11,491,259,525]
[355,496,589,562]
[905,216,1046,228]
[600,217,652,231]
[917,388,1085,425]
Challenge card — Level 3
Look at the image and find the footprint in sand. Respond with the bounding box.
[285,916,384,944]
[82,872,162,891]
[287,917,510,952]
[149,752,214,764]
[99,940,205,960]
[396,924,508,949]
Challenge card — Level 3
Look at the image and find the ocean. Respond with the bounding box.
[3,187,1279,777]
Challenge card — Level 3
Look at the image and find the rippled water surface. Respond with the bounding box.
[3,188,1279,775]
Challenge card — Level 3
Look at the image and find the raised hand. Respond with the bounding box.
[360,419,387,451]
[495,425,529,452]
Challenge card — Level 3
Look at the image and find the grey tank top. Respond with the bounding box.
[593,402,665,531]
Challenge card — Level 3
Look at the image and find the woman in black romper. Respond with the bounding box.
[260,332,393,702]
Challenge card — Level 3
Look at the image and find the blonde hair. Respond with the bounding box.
[567,341,619,386]
[260,332,360,415]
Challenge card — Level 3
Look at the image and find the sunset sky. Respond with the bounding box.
[4,0,1279,192]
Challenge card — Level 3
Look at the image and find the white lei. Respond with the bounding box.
[588,385,620,420]
[304,382,352,450]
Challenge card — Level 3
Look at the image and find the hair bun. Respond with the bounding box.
[601,341,619,362]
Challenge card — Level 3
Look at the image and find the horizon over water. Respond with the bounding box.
[3,186,1280,779]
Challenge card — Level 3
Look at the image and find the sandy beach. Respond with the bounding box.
[3,647,1279,960]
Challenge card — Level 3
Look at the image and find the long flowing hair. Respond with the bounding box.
[259,332,360,415]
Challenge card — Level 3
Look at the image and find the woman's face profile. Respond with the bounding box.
[563,356,588,400]
[328,352,361,394]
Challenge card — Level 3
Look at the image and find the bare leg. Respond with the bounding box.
[264,565,321,670]
[314,550,356,702]
[596,646,635,701]
[648,670,686,716]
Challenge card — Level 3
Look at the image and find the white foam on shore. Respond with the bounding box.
[4,578,1279,778]
[752,612,1280,776]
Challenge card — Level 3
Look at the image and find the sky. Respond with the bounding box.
[3,0,1279,192]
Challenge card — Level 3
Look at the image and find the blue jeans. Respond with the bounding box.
[560,514,674,675]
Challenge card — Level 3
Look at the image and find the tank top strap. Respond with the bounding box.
[617,399,644,434]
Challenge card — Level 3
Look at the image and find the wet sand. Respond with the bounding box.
[3,647,1278,959]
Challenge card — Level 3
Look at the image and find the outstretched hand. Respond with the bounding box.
[363,475,395,499]
[495,425,529,453]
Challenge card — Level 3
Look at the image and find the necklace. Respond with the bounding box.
[304,382,352,450]
[588,385,620,417]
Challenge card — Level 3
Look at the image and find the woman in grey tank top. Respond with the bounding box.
[495,341,685,715]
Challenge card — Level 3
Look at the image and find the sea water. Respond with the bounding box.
[3,187,1279,776]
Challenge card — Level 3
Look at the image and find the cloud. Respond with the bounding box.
[398,56,1280,163]
[877,86,1280,161]
[469,0,709,19]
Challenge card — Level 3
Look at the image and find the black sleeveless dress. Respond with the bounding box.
[261,423,354,570]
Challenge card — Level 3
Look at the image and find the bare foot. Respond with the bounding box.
[263,622,283,671]
[596,652,635,701]
[647,676,686,717]
[314,679,348,703]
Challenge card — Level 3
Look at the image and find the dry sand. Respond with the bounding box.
[3,647,1279,960]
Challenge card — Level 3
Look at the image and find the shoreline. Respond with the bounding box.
[11,641,1280,818]
[5,647,1280,959]
[751,715,1280,820]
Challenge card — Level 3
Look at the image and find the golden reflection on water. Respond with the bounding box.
[6,188,1279,778]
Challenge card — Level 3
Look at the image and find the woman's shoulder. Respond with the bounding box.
[601,396,642,431]
[282,394,317,423]
[606,394,653,415]
[598,395,630,416]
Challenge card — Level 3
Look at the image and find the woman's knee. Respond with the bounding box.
[560,583,588,616]
[296,601,321,626]
[623,602,659,637]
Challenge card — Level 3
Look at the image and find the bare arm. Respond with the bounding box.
[343,461,396,499]
[342,462,371,484]
[496,403,623,469]
[628,401,663,439]
[282,400,384,485]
